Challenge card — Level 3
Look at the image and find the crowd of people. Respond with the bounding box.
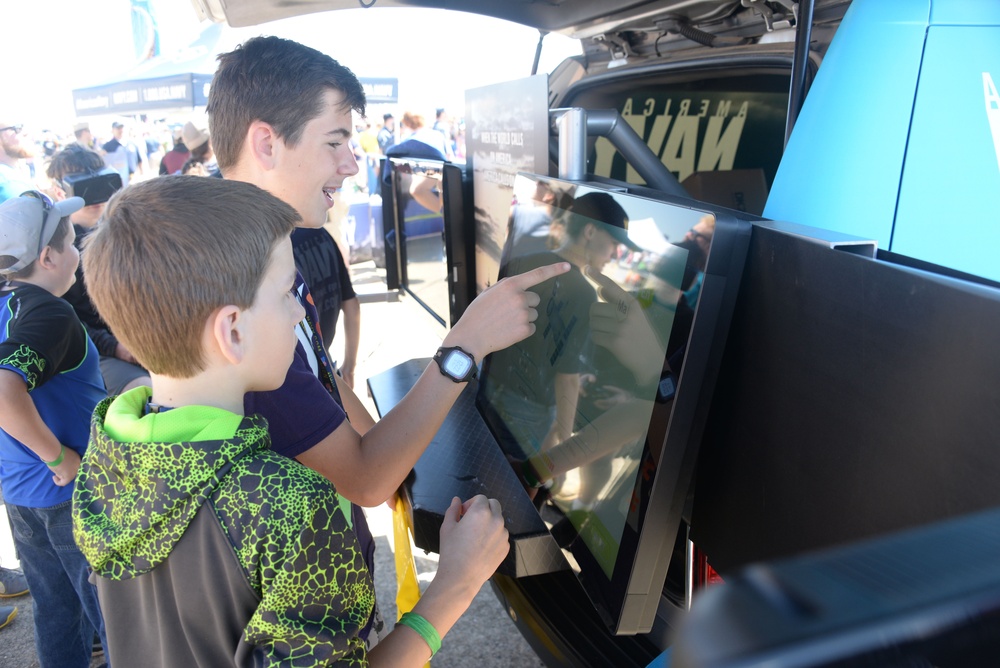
[348,106,466,196]
[0,35,566,668]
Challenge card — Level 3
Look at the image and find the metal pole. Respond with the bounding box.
[585,109,687,196]
[531,31,547,76]
[554,108,588,182]
[785,0,816,148]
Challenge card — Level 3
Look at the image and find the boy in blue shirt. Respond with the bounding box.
[73,176,511,666]
[0,191,107,666]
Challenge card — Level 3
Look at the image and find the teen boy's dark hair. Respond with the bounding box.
[207,36,367,172]
[83,175,300,378]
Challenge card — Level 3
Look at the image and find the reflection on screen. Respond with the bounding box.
[393,160,449,324]
[481,178,712,579]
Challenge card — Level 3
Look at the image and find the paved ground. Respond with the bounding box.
[0,260,543,667]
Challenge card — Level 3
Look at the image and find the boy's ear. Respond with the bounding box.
[35,246,51,268]
[36,245,57,270]
[247,120,278,171]
[211,305,245,366]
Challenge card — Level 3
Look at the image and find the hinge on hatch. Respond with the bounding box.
[591,33,635,63]
[741,0,798,32]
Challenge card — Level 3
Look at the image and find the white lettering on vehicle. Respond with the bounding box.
[594,98,748,182]
[984,72,1000,173]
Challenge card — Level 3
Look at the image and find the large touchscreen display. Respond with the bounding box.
[478,173,750,634]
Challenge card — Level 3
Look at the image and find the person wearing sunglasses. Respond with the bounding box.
[0,190,109,665]
[0,122,33,203]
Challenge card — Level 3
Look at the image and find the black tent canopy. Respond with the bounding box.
[72,23,222,117]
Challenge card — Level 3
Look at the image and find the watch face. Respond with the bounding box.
[442,350,473,378]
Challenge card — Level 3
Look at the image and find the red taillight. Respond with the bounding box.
[694,547,725,589]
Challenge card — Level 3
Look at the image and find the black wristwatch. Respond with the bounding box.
[433,346,478,383]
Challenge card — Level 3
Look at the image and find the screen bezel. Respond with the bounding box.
[477,173,753,634]
[390,157,450,326]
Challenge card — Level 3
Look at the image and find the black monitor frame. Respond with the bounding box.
[441,162,476,325]
[477,173,754,635]
[390,157,471,326]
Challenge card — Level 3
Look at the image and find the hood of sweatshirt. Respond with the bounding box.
[73,387,270,579]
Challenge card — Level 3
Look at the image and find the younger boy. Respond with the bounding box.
[0,191,107,667]
[73,176,510,667]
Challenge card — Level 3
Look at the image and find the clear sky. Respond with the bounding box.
[4,0,581,133]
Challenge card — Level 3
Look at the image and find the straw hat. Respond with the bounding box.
[181,121,209,150]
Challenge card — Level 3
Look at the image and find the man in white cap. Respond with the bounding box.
[0,121,33,203]
[101,121,131,186]
[0,191,108,663]
[71,122,98,152]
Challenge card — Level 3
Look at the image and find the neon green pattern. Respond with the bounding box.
[73,391,374,665]
[0,343,45,391]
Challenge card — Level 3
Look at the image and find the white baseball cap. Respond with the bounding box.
[0,192,84,274]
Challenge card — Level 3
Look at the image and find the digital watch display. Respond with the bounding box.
[433,346,478,383]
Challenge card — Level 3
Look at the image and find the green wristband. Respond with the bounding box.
[521,464,544,489]
[44,444,65,468]
[398,612,441,657]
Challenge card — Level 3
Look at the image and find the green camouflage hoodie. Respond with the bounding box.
[73,387,375,667]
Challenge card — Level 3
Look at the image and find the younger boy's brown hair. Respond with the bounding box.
[83,175,300,378]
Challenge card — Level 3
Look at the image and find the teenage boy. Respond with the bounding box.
[208,35,568,643]
[0,191,107,667]
[73,175,510,666]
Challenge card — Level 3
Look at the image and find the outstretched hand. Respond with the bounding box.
[445,262,571,360]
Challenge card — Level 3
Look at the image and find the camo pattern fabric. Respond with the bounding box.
[74,396,374,666]
[0,343,45,391]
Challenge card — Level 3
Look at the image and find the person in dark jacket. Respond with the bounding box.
[47,146,150,394]
[158,127,189,175]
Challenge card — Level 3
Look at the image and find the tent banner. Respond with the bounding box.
[72,73,211,116]
[360,77,398,104]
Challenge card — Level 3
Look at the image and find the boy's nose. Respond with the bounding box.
[343,154,360,177]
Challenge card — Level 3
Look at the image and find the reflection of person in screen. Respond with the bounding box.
[503,180,565,261]
[394,164,446,275]
[682,214,714,307]
[524,243,705,498]
[486,192,635,457]
[408,168,443,213]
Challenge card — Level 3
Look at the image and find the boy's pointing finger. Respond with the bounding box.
[507,262,570,290]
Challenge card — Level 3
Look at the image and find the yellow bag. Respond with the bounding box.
[393,493,432,666]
